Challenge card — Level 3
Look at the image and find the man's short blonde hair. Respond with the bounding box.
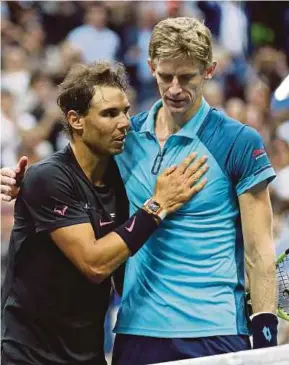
[149,17,213,68]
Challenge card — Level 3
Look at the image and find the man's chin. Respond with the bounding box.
[111,146,125,155]
[167,105,189,114]
[165,99,188,113]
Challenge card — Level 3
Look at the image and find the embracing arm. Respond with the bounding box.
[51,224,130,284]
[51,154,208,284]
[34,153,208,285]
[239,181,277,314]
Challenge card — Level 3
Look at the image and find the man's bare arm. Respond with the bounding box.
[51,153,209,284]
[51,224,130,284]
[239,182,277,314]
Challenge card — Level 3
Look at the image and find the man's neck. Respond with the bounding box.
[155,96,203,145]
[70,141,109,187]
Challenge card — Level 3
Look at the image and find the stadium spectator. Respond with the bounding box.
[225,98,247,124]
[1,46,30,114]
[123,6,159,108]
[66,2,120,63]
[1,89,20,167]
[202,79,225,109]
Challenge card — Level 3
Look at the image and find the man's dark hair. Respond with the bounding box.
[57,61,129,138]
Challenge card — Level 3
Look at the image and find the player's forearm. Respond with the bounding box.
[86,232,131,284]
[247,244,279,349]
[83,208,159,283]
[247,240,277,314]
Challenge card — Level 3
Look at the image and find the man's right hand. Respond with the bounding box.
[0,156,28,202]
[153,152,208,215]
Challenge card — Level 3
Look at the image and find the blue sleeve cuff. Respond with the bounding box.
[236,167,276,196]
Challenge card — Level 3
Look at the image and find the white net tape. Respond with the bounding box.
[153,344,289,365]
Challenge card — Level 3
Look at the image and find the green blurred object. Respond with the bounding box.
[246,248,289,322]
[251,23,275,46]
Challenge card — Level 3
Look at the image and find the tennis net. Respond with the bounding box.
[152,344,289,365]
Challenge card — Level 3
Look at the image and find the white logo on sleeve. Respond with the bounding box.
[262,326,272,342]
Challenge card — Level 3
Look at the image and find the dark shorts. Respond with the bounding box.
[1,341,107,365]
[112,333,251,365]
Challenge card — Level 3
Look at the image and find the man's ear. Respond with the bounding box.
[148,58,156,77]
[204,61,217,80]
[67,110,84,133]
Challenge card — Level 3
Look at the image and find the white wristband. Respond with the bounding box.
[250,312,277,320]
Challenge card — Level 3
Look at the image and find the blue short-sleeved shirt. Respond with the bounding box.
[114,99,276,338]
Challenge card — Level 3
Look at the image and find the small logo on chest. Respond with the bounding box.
[252,148,266,159]
[54,206,68,216]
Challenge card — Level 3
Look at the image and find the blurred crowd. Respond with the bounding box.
[1,0,289,349]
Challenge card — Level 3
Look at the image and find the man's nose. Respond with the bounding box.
[168,76,182,96]
[118,114,130,129]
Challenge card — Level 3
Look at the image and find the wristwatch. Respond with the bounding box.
[143,198,167,221]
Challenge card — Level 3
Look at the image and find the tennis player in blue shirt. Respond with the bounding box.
[0,17,278,365]
[112,17,278,364]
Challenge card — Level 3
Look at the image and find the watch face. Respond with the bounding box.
[148,201,161,213]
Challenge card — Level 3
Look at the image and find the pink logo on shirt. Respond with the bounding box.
[54,206,68,216]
